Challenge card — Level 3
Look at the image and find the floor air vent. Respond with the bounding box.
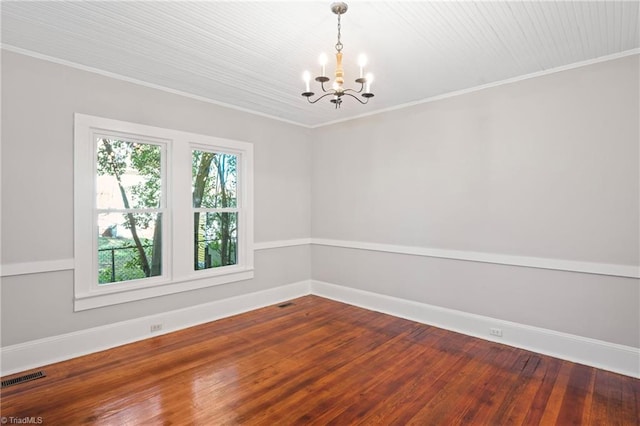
[1,371,46,388]
[277,302,294,308]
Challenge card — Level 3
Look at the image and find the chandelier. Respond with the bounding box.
[301,2,374,108]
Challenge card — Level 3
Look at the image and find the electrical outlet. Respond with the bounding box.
[489,327,503,337]
[150,324,163,333]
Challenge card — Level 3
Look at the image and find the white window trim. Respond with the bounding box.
[74,113,254,311]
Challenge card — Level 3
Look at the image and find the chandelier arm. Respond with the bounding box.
[343,85,365,94]
[320,80,330,93]
[306,92,339,104]
[342,92,369,104]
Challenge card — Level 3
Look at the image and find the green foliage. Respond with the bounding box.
[97,139,127,179]
[192,151,238,270]
[98,237,153,283]
[96,138,162,282]
[98,268,114,284]
[97,139,161,209]
[192,151,237,209]
[130,143,161,209]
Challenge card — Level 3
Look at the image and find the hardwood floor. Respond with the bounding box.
[1,295,638,425]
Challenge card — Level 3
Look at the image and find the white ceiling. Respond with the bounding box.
[2,1,638,127]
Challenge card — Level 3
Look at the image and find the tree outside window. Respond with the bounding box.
[192,150,238,270]
[96,139,163,284]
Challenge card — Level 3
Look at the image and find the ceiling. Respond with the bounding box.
[2,1,638,127]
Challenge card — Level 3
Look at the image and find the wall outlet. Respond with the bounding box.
[150,324,163,333]
[489,327,503,337]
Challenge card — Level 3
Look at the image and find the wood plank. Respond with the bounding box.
[556,363,595,424]
[1,295,638,425]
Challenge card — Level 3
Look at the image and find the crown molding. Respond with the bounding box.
[310,48,640,128]
[3,45,637,129]
[0,44,312,129]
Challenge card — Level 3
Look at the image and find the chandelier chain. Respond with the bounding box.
[335,12,343,52]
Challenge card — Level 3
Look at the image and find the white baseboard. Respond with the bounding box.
[311,280,640,378]
[3,279,638,379]
[0,280,310,376]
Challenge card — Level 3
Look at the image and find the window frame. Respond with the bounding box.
[74,114,254,311]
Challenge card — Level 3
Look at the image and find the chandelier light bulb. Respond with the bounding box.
[365,73,374,93]
[358,54,367,78]
[319,53,328,77]
[303,71,311,92]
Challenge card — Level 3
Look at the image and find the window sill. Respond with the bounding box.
[74,268,255,311]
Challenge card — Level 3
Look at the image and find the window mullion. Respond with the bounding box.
[193,208,239,213]
[172,138,194,279]
[97,208,164,214]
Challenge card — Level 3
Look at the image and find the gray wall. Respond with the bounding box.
[312,55,640,347]
[2,50,638,351]
[1,51,311,345]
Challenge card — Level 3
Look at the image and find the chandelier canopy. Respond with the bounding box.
[302,2,374,108]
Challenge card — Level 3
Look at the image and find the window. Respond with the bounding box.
[74,114,253,311]
[192,150,238,271]
[96,138,165,284]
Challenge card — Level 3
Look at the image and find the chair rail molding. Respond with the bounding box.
[2,238,638,278]
[311,238,640,279]
[1,259,75,277]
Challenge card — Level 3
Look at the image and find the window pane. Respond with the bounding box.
[192,151,237,208]
[97,139,162,209]
[194,212,238,270]
[98,212,162,284]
